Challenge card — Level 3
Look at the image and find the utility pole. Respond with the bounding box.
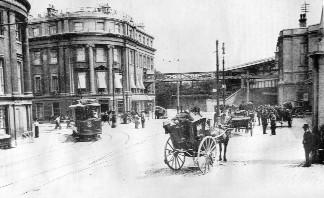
[216,40,220,125]
[222,42,225,107]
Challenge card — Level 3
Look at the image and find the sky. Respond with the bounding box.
[27,0,324,73]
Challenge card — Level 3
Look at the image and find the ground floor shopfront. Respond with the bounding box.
[32,94,155,121]
[0,100,33,146]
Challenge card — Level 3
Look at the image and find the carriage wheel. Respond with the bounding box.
[164,137,185,170]
[196,137,217,174]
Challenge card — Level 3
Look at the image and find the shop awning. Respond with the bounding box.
[114,73,123,89]
[130,74,137,89]
[139,74,145,89]
[97,72,107,89]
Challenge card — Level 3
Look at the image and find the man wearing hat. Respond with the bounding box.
[302,124,314,167]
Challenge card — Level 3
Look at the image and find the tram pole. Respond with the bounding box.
[177,81,180,113]
[216,40,220,126]
[222,42,225,107]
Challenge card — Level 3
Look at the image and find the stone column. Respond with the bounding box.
[58,46,65,94]
[22,20,32,95]
[9,12,19,95]
[312,55,319,133]
[88,45,96,94]
[107,45,114,94]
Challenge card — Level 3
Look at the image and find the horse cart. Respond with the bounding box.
[163,112,232,174]
[274,107,292,127]
[227,110,253,136]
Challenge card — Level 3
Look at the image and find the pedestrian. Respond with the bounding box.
[141,111,146,128]
[261,109,268,134]
[65,115,71,128]
[54,115,62,130]
[270,111,276,135]
[257,107,262,126]
[155,109,159,119]
[111,111,117,128]
[302,124,314,167]
[34,118,39,138]
[134,113,140,129]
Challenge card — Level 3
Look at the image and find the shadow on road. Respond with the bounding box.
[142,167,208,178]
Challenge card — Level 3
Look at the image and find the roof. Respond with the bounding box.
[225,57,275,71]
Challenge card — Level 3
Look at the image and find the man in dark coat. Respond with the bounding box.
[270,111,276,135]
[302,124,319,167]
[261,109,268,134]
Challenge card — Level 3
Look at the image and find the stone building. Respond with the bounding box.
[276,14,312,108]
[0,0,33,145]
[28,4,156,120]
[276,3,324,132]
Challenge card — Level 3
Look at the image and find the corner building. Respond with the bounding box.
[0,0,33,145]
[28,4,156,120]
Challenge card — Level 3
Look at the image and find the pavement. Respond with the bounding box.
[0,111,324,198]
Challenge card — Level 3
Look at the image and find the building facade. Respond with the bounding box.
[28,4,156,120]
[276,14,313,109]
[0,0,33,145]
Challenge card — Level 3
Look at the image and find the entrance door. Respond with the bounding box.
[0,106,7,135]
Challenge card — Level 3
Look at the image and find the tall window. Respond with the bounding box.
[34,75,42,94]
[17,62,22,93]
[129,51,134,65]
[143,55,146,68]
[74,22,83,32]
[300,43,307,66]
[96,22,104,31]
[113,48,121,64]
[77,72,86,91]
[51,75,59,92]
[0,11,3,35]
[129,29,133,38]
[49,25,57,35]
[35,103,44,119]
[139,35,142,42]
[16,21,21,42]
[33,28,40,37]
[34,51,41,65]
[96,48,105,62]
[151,58,154,70]
[115,24,121,34]
[0,59,4,94]
[52,102,60,117]
[97,72,107,90]
[50,50,58,64]
[76,48,85,62]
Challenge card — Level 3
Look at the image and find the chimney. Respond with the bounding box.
[299,14,307,27]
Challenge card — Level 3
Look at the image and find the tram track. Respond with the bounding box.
[13,132,163,196]
[20,132,165,196]
[0,130,131,191]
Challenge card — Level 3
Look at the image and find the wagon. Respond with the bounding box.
[163,112,232,174]
[227,116,253,136]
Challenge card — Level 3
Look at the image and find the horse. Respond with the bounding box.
[211,126,232,161]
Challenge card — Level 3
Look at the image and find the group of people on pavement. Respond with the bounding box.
[256,105,278,135]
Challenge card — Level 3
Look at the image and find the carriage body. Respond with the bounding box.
[227,111,253,136]
[274,107,292,127]
[163,112,222,173]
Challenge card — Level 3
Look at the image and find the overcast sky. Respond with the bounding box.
[28,0,323,73]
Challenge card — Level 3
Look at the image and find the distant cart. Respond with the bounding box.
[227,115,253,137]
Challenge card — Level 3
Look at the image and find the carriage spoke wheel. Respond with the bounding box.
[196,137,217,174]
[164,138,185,170]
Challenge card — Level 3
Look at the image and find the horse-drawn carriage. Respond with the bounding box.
[273,106,292,127]
[163,111,232,174]
[226,110,254,136]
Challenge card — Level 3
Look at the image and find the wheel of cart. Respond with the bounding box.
[164,137,186,170]
[195,136,217,174]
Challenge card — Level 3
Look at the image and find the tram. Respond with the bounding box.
[69,99,102,141]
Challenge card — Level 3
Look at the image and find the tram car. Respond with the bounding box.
[69,99,102,141]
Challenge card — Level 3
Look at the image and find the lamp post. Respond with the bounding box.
[215,40,220,125]
[222,42,225,107]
